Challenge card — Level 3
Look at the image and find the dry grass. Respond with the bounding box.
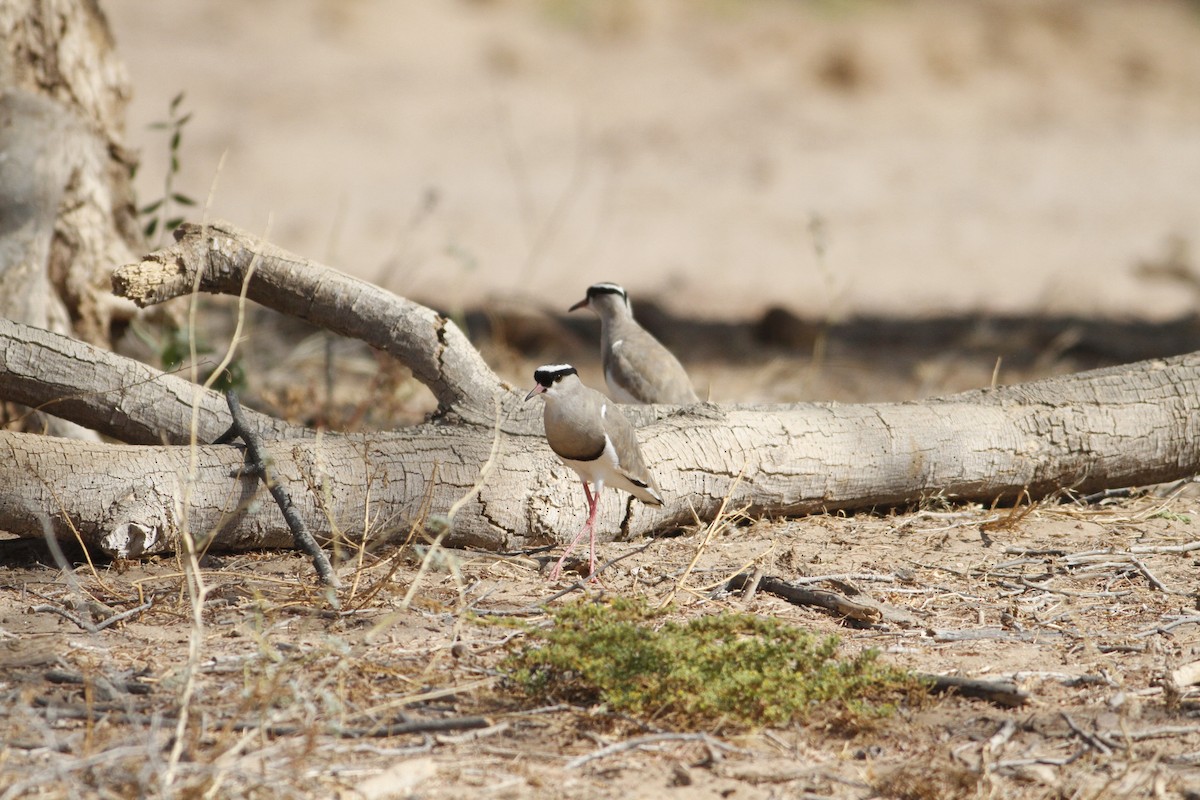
[9,289,1200,797]
[9,256,1200,799]
[4,439,1200,798]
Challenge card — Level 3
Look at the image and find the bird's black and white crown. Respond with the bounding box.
[533,364,577,386]
[586,282,627,301]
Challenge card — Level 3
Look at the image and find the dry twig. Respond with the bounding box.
[218,390,340,592]
[921,674,1029,707]
[725,572,886,626]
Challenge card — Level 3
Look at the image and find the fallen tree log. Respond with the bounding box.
[0,221,1197,558]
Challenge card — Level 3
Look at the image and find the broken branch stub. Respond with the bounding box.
[111,221,506,417]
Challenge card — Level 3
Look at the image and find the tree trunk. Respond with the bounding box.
[0,221,1197,559]
[0,0,143,438]
[0,0,141,345]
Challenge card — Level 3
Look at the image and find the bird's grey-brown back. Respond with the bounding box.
[571,283,700,405]
[530,365,662,506]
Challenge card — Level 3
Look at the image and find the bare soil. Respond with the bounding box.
[4,311,1200,798]
[106,0,1200,321]
[5,1,1200,797]
[3,483,1200,798]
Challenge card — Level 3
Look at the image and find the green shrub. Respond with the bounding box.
[503,597,920,731]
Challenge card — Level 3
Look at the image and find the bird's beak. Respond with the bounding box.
[568,297,589,312]
[524,384,546,401]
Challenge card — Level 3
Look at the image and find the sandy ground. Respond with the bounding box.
[3,484,1200,799]
[4,2,1200,798]
[104,0,1200,320]
[4,307,1200,797]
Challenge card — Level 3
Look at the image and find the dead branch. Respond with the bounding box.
[726,572,887,625]
[219,390,339,590]
[565,732,738,769]
[112,221,505,419]
[920,674,1030,707]
[0,220,1198,558]
[0,318,301,444]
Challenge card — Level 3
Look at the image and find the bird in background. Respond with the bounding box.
[525,364,664,580]
[569,282,700,405]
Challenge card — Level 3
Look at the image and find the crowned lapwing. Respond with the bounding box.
[525,364,664,579]
[569,282,700,405]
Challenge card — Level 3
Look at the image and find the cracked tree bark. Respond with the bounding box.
[0,0,142,438]
[0,0,141,346]
[1,220,1199,559]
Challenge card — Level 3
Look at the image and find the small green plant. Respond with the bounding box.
[1150,509,1193,523]
[503,597,920,731]
[138,91,197,244]
[159,321,245,394]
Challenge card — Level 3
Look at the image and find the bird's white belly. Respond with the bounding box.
[560,439,619,486]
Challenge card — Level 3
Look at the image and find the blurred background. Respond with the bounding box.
[104,0,1200,409]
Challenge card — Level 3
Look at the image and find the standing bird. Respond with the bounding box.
[569,282,700,405]
[525,364,664,579]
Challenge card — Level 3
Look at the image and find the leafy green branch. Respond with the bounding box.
[137,91,197,245]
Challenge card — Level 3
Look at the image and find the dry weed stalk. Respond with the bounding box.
[36,486,114,599]
[164,206,264,791]
[346,482,437,613]
[343,438,377,601]
[806,212,847,372]
[366,393,505,647]
[980,487,1039,532]
[415,393,505,607]
[657,468,750,608]
[356,677,498,722]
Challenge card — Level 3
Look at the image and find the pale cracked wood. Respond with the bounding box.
[0,1,142,347]
[1,315,1199,557]
[1,221,1198,557]
[112,221,506,419]
[0,2,142,442]
[0,319,301,445]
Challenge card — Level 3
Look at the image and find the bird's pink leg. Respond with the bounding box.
[549,480,600,581]
[584,485,602,578]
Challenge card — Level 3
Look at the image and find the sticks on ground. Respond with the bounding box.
[218,390,340,592]
[920,673,1029,708]
[725,572,886,626]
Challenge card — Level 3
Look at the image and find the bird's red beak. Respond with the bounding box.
[524,384,546,401]
[568,297,589,312]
